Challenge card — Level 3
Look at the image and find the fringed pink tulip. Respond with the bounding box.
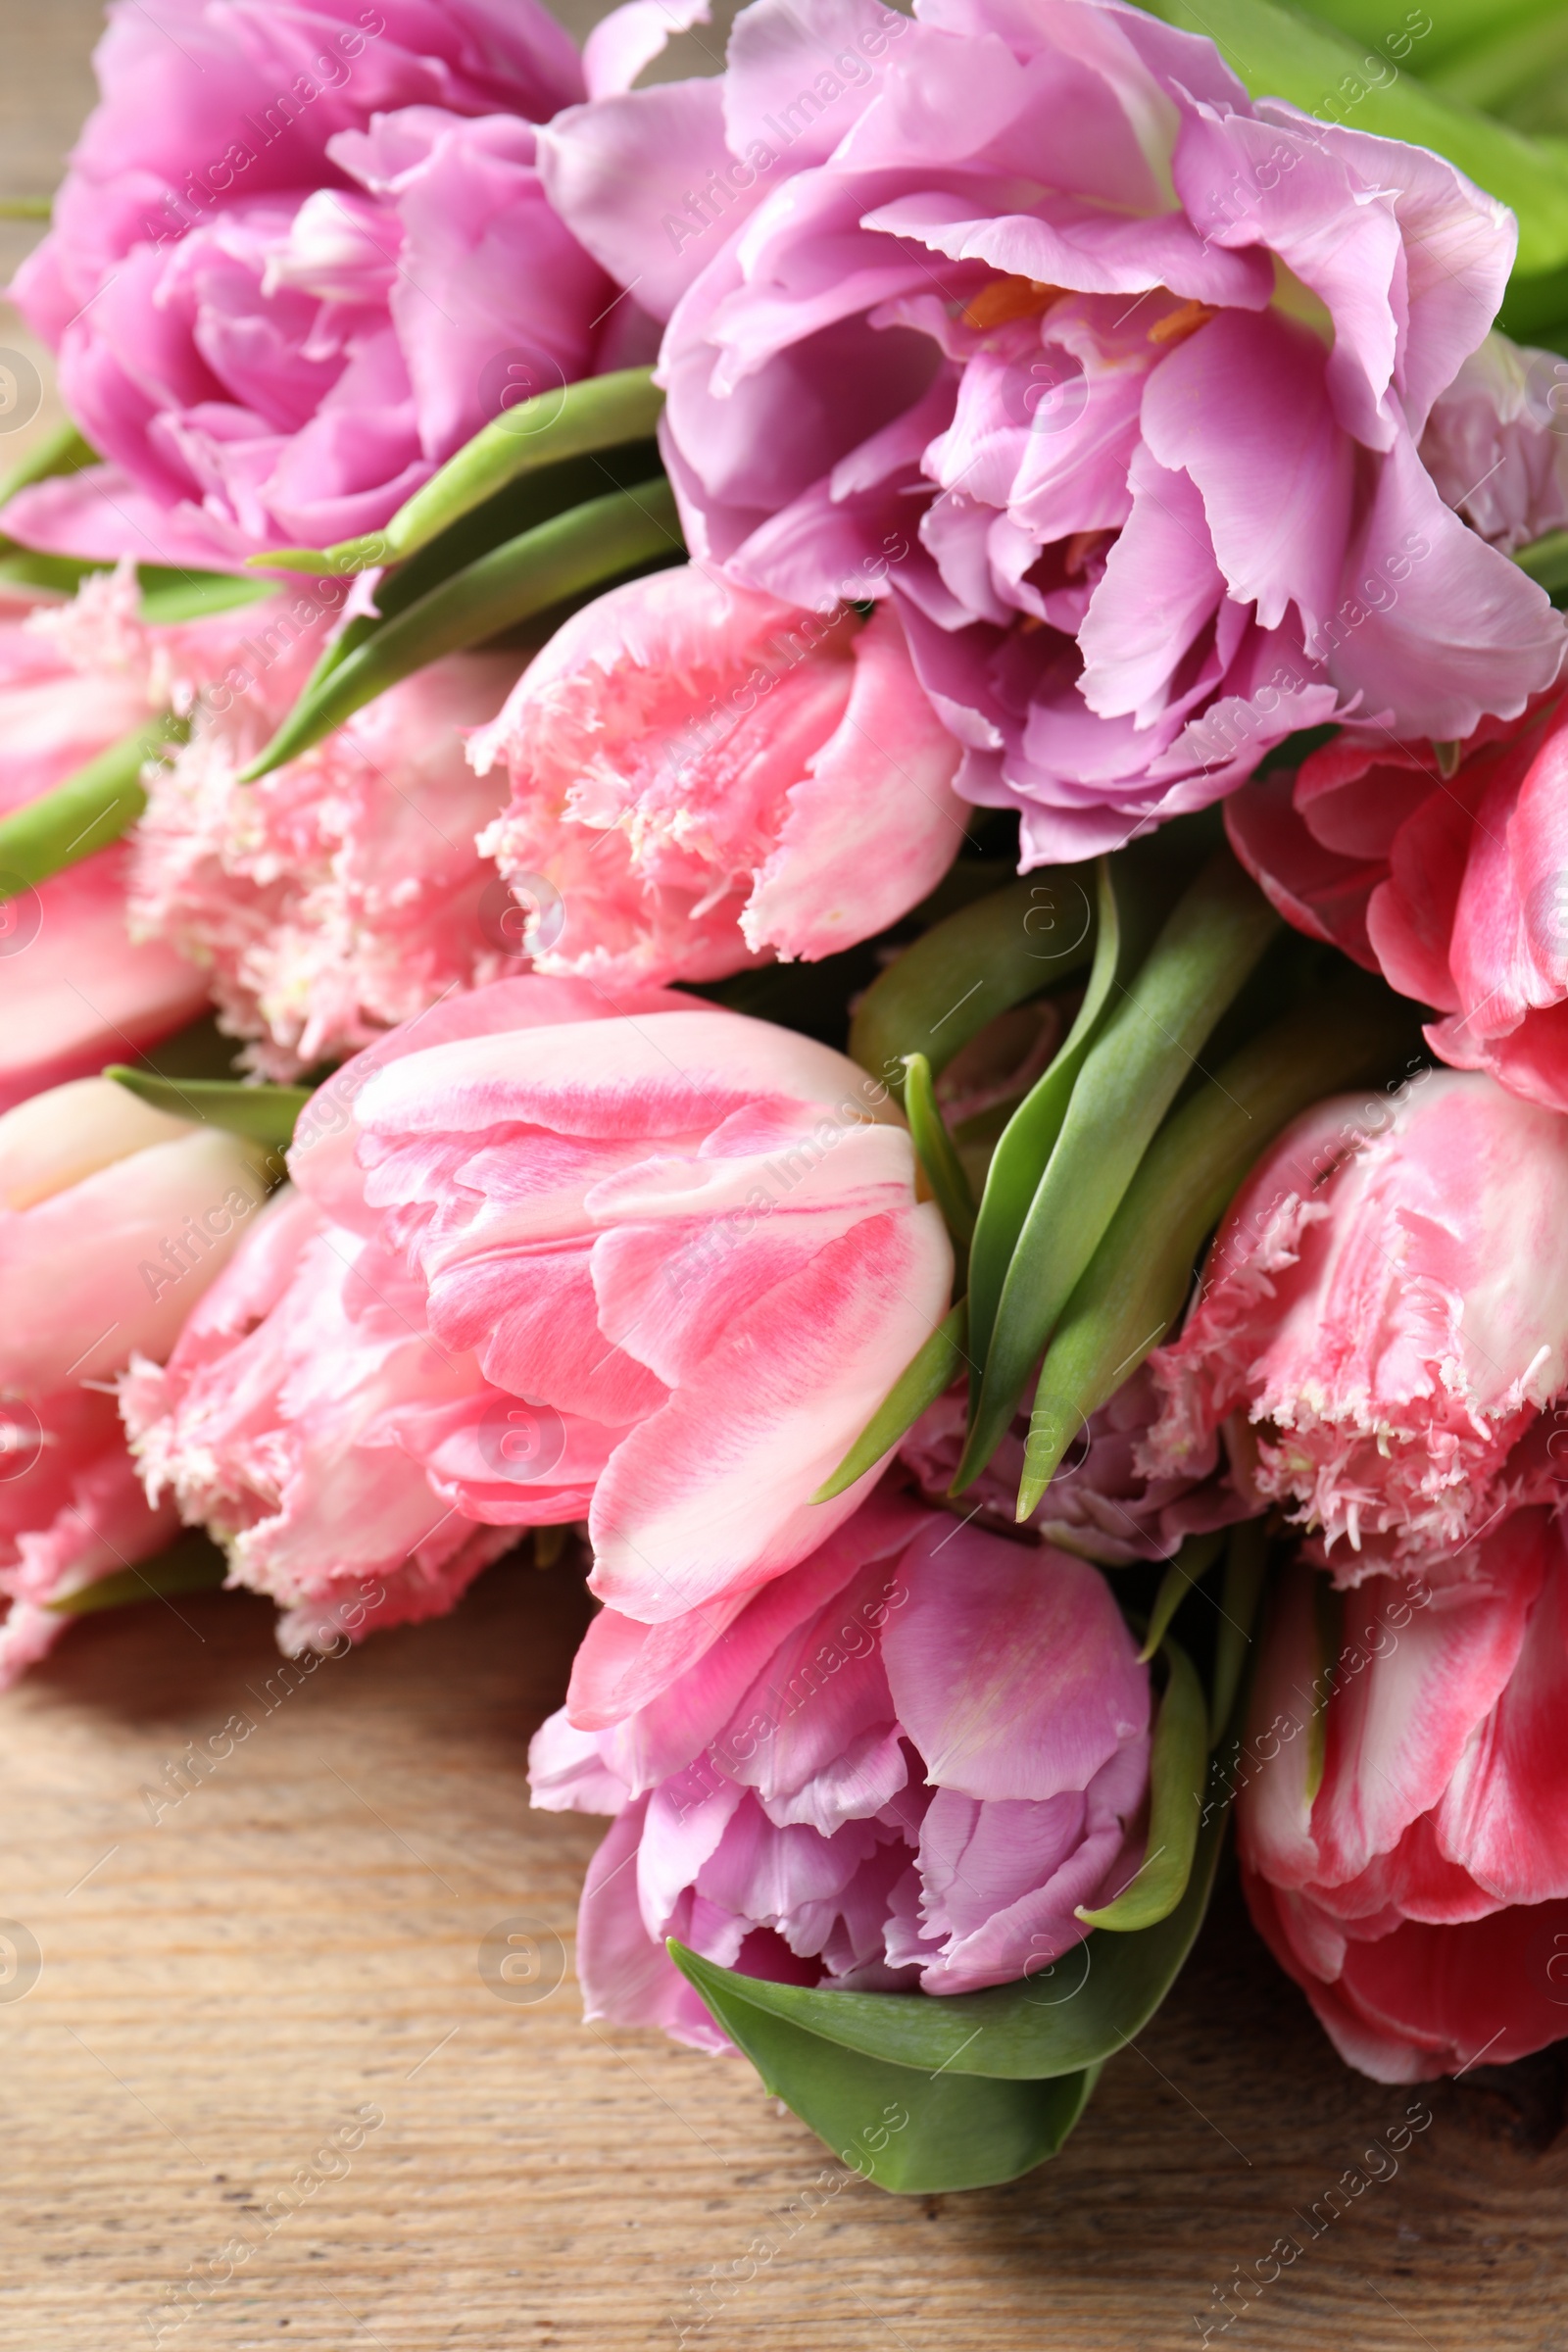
[0,585,210,1109]
[1227,694,1568,1115]
[122,1188,520,1655]
[1142,1073,1568,1577]
[0,1077,270,1679]
[293,977,954,1629]
[1240,1517,1568,2082]
[2,0,613,568]
[130,646,521,1077]
[469,565,965,985]
[532,1492,1152,2044]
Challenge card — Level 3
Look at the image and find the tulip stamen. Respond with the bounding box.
[1148,299,1217,347]
[962,275,1064,330]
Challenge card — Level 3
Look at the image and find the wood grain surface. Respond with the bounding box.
[4,6,1568,2348]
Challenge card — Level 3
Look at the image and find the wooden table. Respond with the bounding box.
[4,7,1568,2346]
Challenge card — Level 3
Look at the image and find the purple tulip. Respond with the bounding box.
[542,0,1566,857]
[5,0,620,566]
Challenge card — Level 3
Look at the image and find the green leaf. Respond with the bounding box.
[811,1300,970,1504]
[901,1053,976,1249]
[247,368,665,573]
[240,479,680,781]
[848,873,1097,1098]
[1138,1530,1226,1664]
[1515,527,1568,594]
[0,416,96,514]
[1211,1518,1272,1747]
[963,852,1183,1405]
[1138,0,1568,275]
[959,849,1278,1494]
[669,1755,1230,2084]
[1298,0,1556,75]
[668,1943,1101,2192]
[1078,1636,1205,1933]
[49,1531,228,1616]
[1016,971,1417,1511]
[104,1067,310,1149]
[0,717,188,894]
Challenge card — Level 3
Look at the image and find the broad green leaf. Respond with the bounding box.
[105,1067,310,1149]
[0,717,187,894]
[811,1300,970,1503]
[1017,972,1416,1510]
[963,852,1185,1402]
[1298,0,1555,75]
[1078,1636,1205,1933]
[959,849,1278,1493]
[1515,527,1568,593]
[848,873,1096,1098]
[1211,1518,1272,1746]
[1138,1530,1226,1664]
[249,368,665,573]
[240,479,680,780]
[901,1053,976,1248]
[666,1769,1229,2082]
[49,1531,228,1616]
[0,416,96,514]
[668,1944,1101,2192]
[1139,0,1568,275]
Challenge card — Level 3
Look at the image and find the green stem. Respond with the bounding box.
[848,874,1097,1100]
[240,479,681,781]
[1138,1530,1226,1665]
[1210,1519,1271,1749]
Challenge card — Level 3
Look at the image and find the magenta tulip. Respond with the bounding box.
[3,0,615,567]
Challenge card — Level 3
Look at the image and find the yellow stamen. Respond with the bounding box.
[1148,298,1217,347]
[962,275,1064,331]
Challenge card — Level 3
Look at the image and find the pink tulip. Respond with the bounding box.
[1227,694,1568,1115]
[1240,1517,1568,2082]
[122,1188,520,1653]
[0,585,210,1109]
[0,1076,272,1678]
[900,1364,1257,1562]
[1420,332,1568,557]
[469,565,965,985]
[531,1491,1152,2043]
[130,645,521,1077]
[3,1,617,568]
[281,972,953,1630]
[541,0,1561,859]
[1142,1072,1568,1577]
[0,1387,180,1690]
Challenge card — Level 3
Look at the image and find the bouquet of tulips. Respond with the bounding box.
[12,0,1568,2196]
